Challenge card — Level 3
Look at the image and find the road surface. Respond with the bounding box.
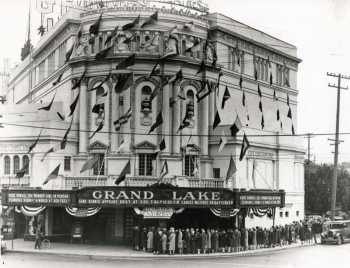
[1,244,349,268]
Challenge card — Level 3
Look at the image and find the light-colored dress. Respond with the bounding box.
[169,232,176,251]
[147,231,154,250]
[178,231,183,249]
[162,233,167,251]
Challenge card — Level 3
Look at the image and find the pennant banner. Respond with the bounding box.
[20,206,46,217]
[210,208,240,218]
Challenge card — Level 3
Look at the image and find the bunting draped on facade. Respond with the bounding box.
[20,205,46,217]
[248,207,275,218]
[210,208,240,218]
[65,206,101,218]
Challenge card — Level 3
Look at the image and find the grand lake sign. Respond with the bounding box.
[2,186,285,209]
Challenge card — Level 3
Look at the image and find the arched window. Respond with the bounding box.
[13,155,20,174]
[186,90,195,119]
[23,155,30,175]
[4,156,10,175]
[141,86,152,114]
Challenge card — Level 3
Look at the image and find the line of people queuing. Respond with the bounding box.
[132,221,316,255]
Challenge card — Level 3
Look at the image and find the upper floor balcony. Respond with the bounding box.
[64,175,225,189]
[0,175,30,188]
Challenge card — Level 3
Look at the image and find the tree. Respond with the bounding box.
[305,162,350,215]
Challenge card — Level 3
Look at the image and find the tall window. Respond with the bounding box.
[138,154,154,176]
[93,154,105,176]
[141,86,152,114]
[184,155,196,177]
[4,156,10,175]
[13,155,20,174]
[22,155,29,175]
[64,156,71,171]
[95,87,105,126]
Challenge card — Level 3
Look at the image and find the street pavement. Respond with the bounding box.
[1,243,350,268]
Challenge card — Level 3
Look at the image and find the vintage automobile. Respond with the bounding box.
[321,220,350,245]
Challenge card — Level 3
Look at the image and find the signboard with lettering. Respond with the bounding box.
[238,190,285,208]
[77,186,234,208]
[2,190,73,207]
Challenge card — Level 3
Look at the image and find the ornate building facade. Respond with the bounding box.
[1,1,303,243]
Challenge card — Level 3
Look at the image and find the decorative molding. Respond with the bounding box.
[88,141,108,151]
[134,141,157,150]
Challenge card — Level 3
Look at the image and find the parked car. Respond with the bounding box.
[321,220,350,245]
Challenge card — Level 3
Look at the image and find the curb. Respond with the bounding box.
[4,243,315,261]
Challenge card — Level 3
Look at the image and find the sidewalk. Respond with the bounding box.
[3,239,315,260]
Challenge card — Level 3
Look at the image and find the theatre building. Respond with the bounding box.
[1,0,303,244]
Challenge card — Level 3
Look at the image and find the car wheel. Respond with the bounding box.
[337,236,342,245]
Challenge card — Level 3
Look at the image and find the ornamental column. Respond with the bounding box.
[79,78,89,154]
[172,84,181,154]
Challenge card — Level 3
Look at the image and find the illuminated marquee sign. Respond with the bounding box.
[64,0,209,14]
[3,190,73,206]
[77,187,234,208]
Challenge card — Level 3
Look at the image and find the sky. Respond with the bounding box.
[1,0,350,164]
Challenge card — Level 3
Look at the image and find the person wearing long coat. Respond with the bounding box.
[228,229,234,252]
[141,227,147,251]
[161,231,168,254]
[211,229,218,253]
[133,226,140,250]
[157,230,163,254]
[244,229,249,251]
[206,229,211,253]
[201,229,207,254]
[168,228,176,255]
[147,228,154,252]
[178,229,183,254]
[190,229,196,254]
[195,229,201,254]
[183,229,190,254]
[252,228,257,250]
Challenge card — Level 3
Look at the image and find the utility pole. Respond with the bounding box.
[327,72,350,220]
[304,133,314,215]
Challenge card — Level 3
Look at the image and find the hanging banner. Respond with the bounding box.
[2,189,73,207]
[237,190,285,208]
[65,206,101,218]
[20,205,46,217]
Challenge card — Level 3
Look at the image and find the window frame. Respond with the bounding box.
[93,154,105,176]
[22,155,30,175]
[13,155,20,174]
[4,155,11,175]
[138,153,154,176]
[64,156,71,172]
[184,155,196,177]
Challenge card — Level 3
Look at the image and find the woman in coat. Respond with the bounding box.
[178,229,183,254]
[206,229,211,253]
[161,230,167,254]
[147,227,154,252]
[201,229,207,254]
[168,228,176,255]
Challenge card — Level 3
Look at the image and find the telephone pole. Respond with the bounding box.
[327,72,350,220]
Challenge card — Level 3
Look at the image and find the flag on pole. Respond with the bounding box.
[273,88,277,101]
[168,69,183,85]
[148,62,161,78]
[226,155,237,182]
[292,124,295,135]
[89,72,112,91]
[242,91,246,107]
[28,130,42,153]
[80,156,99,173]
[239,76,243,89]
[69,93,80,117]
[155,138,166,153]
[42,164,60,185]
[65,44,74,63]
[218,131,227,153]
[258,84,262,98]
[213,111,221,130]
[92,103,104,114]
[95,45,114,60]
[114,160,131,185]
[41,147,55,162]
[195,60,206,76]
[287,94,290,106]
[89,13,103,35]
[221,86,231,109]
[287,106,292,119]
[16,162,29,178]
[115,54,136,70]
[38,91,57,111]
[60,120,73,150]
[114,73,133,93]
[105,25,119,45]
[149,112,163,134]
[177,115,191,132]
[269,73,273,86]
[89,122,104,139]
[122,15,140,31]
[239,133,250,161]
[261,115,265,129]
[159,160,169,181]
[141,11,158,28]
[230,115,242,137]
[117,139,130,153]
[53,72,64,86]
[259,101,263,113]
[72,69,87,90]
[277,109,280,121]
[114,107,132,131]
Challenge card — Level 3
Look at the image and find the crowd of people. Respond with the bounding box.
[132,221,317,255]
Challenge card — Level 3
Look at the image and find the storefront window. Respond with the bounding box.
[138,154,154,176]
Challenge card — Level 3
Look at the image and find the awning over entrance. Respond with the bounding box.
[1,186,285,209]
